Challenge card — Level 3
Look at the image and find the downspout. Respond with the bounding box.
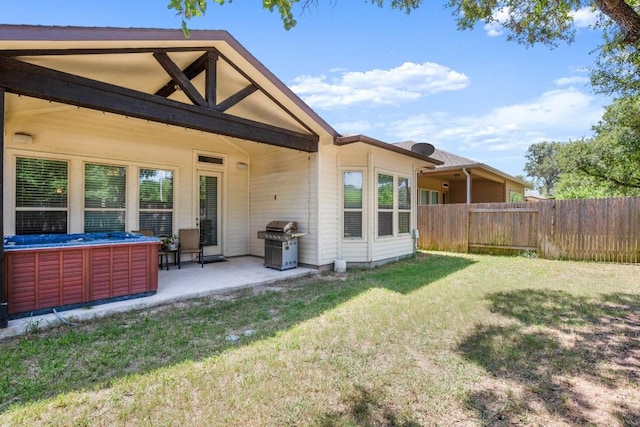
[462,167,471,204]
[0,87,7,328]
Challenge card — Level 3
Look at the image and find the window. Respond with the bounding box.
[198,155,223,165]
[398,177,411,234]
[15,157,68,234]
[419,189,429,205]
[377,173,411,237]
[84,163,126,232]
[139,169,174,236]
[510,190,524,202]
[431,190,439,205]
[343,171,363,238]
[377,174,394,236]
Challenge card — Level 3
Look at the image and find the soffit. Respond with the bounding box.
[0,28,329,139]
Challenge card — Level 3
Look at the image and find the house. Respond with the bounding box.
[0,25,441,324]
[394,142,527,204]
[524,190,548,203]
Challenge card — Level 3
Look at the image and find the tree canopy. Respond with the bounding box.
[524,97,640,199]
[169,0,640,45]
[169,1,640,95]
[523,141,563,197]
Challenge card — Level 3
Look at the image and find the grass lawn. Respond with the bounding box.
[0,252,638,426]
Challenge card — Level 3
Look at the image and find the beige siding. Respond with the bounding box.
[506,180,525,201]
[317,143,339,266]
[335,144,421,265]
[248,148,318,266]
[371,237,415,261]
[5,108,251,256]
[472,180,505,203]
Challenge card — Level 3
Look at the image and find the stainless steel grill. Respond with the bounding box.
[257,221,304,270]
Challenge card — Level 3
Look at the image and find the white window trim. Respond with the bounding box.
[6,148,178,235]
[375,169,412,239]
[138,167,176,236]
[341,168,367,241]
[14,156,70,235]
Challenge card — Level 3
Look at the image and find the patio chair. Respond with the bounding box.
[133,229,168,270]
[178,228,204,268]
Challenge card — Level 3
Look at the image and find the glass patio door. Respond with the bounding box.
[197,171,221,256]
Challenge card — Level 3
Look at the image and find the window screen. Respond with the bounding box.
[343,171,363,238]
[139,168,173,236]
[431,190,439,205]
[84,163,126,232]
[419,189,429,205]
[15,157,68,234]
[398,177,411,234]
[377,174,393,236]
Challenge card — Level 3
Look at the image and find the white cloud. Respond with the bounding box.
[333,119,377,135]
[290,62,469,109]
[570,7,599,28]
[387,87,604,154]
[554,76,590,86]
[484,7,510,37]
[483,6,599,37]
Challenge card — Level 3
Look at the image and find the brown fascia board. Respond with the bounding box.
[335,134,443,167]
[0,24,339,140]
[424,163,528,186]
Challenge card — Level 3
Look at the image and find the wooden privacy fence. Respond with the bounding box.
[417,197,640,263]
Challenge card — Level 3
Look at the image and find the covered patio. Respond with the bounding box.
[0,257,318,340]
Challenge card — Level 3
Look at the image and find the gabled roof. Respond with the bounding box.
[0,24,339,152]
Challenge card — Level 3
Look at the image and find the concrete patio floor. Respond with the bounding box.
[0,256,318,340]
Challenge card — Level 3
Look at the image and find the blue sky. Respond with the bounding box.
[2,1,610,177]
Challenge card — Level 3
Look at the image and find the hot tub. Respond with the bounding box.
[4,232,160,318]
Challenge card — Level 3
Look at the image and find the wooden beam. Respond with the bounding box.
[205,51,218,108]
[0,57,318,152]
[153,52,207,107]
[216,85,259,112]
[155,52,208,98]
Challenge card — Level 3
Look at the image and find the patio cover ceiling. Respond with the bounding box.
[0,25,325,152]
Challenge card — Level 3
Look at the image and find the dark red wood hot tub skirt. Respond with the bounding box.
[5,242,158,316]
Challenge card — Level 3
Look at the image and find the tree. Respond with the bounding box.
[556,97,640,191]
[523,141,562,196]
[169,1,640,45]
[169,1,640,95]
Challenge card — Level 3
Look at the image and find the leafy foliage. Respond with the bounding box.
[524,97,640,199]
[167,1,640,98]
[523,141,562,196]
[168,0,299,34]
[553,97,640,198]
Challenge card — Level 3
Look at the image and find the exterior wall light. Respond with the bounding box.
[13,132,33,143]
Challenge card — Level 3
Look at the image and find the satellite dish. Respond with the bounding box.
[411,143,435,157]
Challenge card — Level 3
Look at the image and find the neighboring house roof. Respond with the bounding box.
[394,141,528,185]
[525,190,548,200]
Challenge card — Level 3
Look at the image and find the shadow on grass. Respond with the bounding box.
[316,385,422,427]
[459,289,640,426]
[0,252,475,413]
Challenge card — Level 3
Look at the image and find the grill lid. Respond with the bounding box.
[258,220,304,241]
[265,220,298,233]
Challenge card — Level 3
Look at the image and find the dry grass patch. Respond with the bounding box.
[0,253,638,426]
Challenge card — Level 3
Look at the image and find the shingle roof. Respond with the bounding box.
[393,140,528,185]
[393,141,479,169]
